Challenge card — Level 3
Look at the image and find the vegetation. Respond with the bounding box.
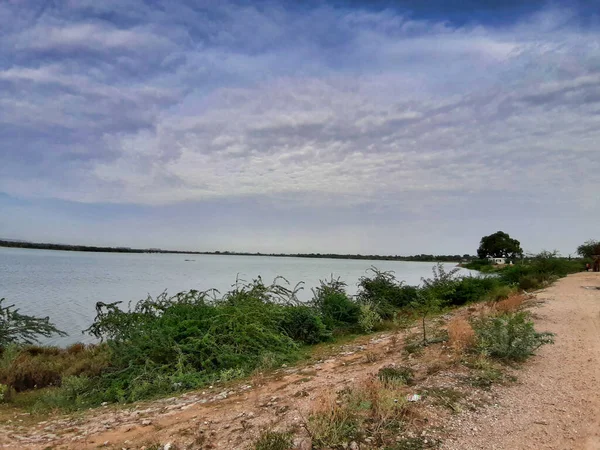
[0,237,585,412]
[0,239,473,262]
[254,430,294,450]
[576,239,600,259]
[474,312,554,361]
[477,231,523,260]
[0,298,66,347]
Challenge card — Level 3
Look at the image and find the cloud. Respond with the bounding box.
[0,0,599,253]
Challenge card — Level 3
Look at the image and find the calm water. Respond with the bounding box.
[0,247,471,346]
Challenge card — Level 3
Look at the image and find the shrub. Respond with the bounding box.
[254,430,294,450]
[449,276,500,306]
[0,383,11,403]
[312,278,360,329]
[420,263,461,305]
[279,306,330,345]
[517,275,543,291]
[358,302,382,333]
[0,298,66,348]
[85,279,302,403]
[474,312,554,361]
[357,268,418,318]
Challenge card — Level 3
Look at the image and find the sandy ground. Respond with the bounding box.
[442,272,600,450]
[1,272,599,449]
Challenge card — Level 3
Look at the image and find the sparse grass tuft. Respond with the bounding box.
[254,430,294,450]
[378,366,414,386]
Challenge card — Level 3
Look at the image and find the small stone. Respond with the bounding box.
[141,419,152,426]
[349,442,359,450]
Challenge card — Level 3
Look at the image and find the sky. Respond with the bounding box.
[0,0,599,256]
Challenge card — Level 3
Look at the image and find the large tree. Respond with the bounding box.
[576,239,600,259]
[477,231,523,259]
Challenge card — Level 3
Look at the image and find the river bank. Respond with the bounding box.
[2,272,597,449]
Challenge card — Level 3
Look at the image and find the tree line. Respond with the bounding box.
[0,239,474,262]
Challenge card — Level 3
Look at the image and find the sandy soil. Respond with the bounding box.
[442,272,600,450]
[1,272,598,450]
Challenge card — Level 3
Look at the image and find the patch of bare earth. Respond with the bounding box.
[0,272,598,450]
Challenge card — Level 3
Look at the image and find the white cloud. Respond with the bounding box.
[0,1,599,220]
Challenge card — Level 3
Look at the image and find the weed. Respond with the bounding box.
[307,393,360,447]
[447,317,475,352]
[464,355,505,390]
[474,312,554,361]
[254,430,294,450]
[358,302,383,333]
[312,277,360,329]
[378,366,414,386]
[422,387,464,412]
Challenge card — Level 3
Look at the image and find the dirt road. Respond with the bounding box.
[443,272,600,449]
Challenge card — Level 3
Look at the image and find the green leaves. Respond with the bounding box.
[477,231,523,260]
[474,312,554,361]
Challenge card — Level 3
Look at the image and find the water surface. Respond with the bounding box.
[0,247,470,346]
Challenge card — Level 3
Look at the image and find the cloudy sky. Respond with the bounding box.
[1,0,599,255]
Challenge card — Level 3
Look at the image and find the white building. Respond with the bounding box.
[489,257,506,265]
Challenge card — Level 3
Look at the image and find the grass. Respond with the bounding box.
[254,430,294,450]
[447,317,476,352]
[378,366,414,386]
[307,377,410,448]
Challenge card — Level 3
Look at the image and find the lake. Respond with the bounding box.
[0,247,472,346]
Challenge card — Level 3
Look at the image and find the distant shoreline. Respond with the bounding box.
[0,239,470,263]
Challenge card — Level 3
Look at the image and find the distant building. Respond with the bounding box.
[489,257,506,265]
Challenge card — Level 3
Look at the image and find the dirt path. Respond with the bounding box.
[443,272,600,450]
[1,272,599,449]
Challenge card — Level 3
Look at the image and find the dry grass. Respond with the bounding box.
[493,294,527,314]
[0,344,109,392]
[447,317,476,352]
[307,376,410,448]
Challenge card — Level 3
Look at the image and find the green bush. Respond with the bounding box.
[357,268,419,319]
[474,312,554,361]
[312,278,360,329]
[279,306,330,344]
[420,263,461,305]
[85,280,302,403]
[449,276,501,305]
[358,302,382,333]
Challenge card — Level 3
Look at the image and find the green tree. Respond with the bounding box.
[477,231,523,260]
[576,239,600,259]
[0,298,66,348]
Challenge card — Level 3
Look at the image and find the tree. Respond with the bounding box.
[0,298,66,348]
[477,231,523,260]
[576,239,600,259]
